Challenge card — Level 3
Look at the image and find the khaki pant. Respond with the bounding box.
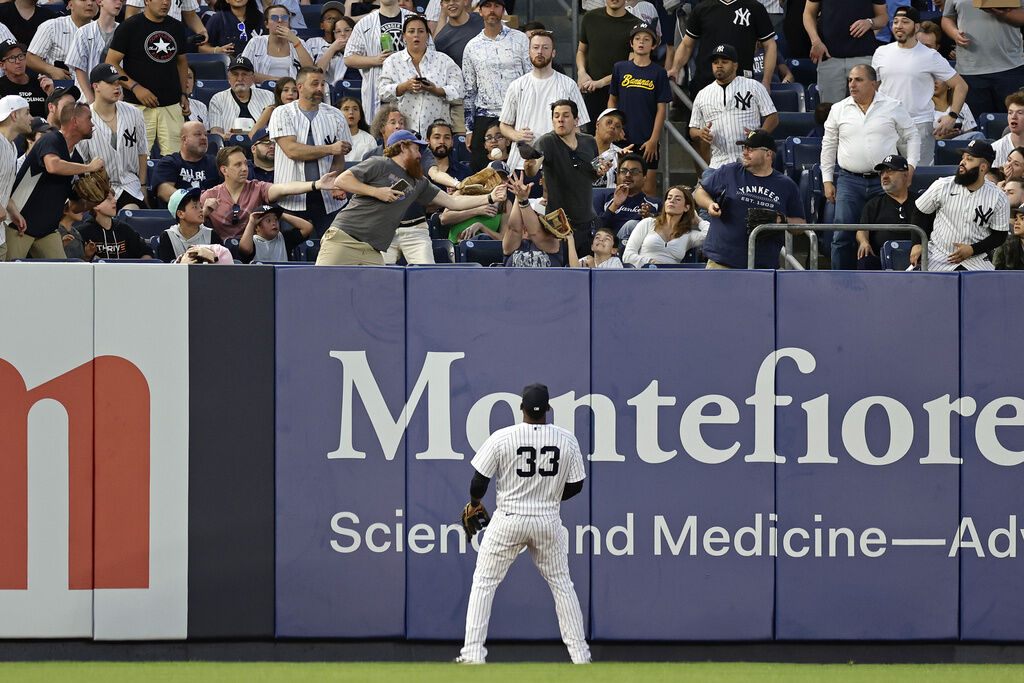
[316,227,385,265]
[135,103,185,156]
[705,259,736,270]
[0,240,7,262]
[383,224,434,264]
[4,228,65,260]
[449,102,466,135]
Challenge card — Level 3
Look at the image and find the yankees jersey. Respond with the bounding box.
[241,36,301,79]
[125,0,199,23]
[915,176,1009,271]
[77,101,148,201]
[28,15,82,67]
[470,423,586,518]
[690,76,776,169]
[187,98,208,128]
[0,136,15,247]
[993,133,1015,168]
[65,20,119,81]
[344,8,421,123]
[0,21,17,45]
[208,86,274,133]
[268,101,351,212]
[500,71,590,171]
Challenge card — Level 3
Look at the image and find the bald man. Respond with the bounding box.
[148,120,219,203]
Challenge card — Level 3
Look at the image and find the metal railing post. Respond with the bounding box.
[748,224,928,270]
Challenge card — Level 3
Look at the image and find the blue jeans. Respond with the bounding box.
[964,65,1024,117]
[831,170,884,270]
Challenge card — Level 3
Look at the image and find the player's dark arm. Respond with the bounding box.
[469,470,490,505]
[561,479,583,501]
[971,231,1006,256]
[760,112,779,135]
[911,205,935,244]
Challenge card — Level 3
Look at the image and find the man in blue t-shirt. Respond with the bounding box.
[148,120,219,205]
[694,128,805,269]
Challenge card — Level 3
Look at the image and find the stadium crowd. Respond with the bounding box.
[0,0,1022,270]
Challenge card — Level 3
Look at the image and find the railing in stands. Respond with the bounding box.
[660,81,709,195]
[749,223,929,271]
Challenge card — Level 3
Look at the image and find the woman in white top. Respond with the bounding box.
[338,96,377,162]
[242,4,314,82]
[378,14,463,137]
[932,79,980,141]
[623,185,708,267]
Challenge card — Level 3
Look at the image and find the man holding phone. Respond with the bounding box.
[317,129,506,265]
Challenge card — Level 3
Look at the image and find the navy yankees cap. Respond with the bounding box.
[893,5,921,23]
[319,0,345,17]
[874,154,909,172]
[228,55,254,72]
[0,40,25,58]
[711,43,739,62]
[1012,204,1024,216]
[253,203,285,219]
[522,383,550,417]
[957,139,995,164]
[89,63,127,84]
[30,116,53,134]
[736,128,776,152]
[46,84,81,106]
[488,159,510,176]
[251,127,270,142]
[630,21,658,43]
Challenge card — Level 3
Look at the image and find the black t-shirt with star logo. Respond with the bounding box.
[110,13,189,108]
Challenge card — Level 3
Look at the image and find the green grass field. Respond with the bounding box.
[1,662,1023,683]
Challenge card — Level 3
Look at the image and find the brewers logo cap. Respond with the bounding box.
[735,128,776,153]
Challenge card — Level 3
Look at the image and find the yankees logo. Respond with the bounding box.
[734,8,751,26]
[324,135,337,146]
[973,206,994,227]
[145,30,177,63]
[123,127,138,148]
[734,92,754,110]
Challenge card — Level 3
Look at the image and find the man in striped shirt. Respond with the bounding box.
[66,0,122,104]
[0,95,31,261]
[911,139,1009,271]
[27,0,98,81]
[208,56,274,137]
[457,382,590,666]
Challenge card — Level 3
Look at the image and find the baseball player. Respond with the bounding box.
[689,43,777,172]
[456,383,591,665]
[911,139,1009,271]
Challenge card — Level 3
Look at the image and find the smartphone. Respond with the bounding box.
[391,178,411,193]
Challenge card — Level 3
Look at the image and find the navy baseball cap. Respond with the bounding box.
[874,154,909,172]
[711,43,739,62]
[0,40,25,58]
[488,159,510,176]
[957,139,996,164]
[89,63,127,84]
[522,383,550,417]
[46,84,81,106]
[736,128,776,152]
[319,0,345,16]
[228,56,254,72]
[1012,204,1024,216]
[893,5,921,23]
[630,21,658,43]
[253,203,285,218]
[251,127,270,142]
[387,129,428,148]
[476,0,506,7]
[30,116,53,134]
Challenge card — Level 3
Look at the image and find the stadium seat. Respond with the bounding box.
[427,212,447,240]
[207,133,224,155]
[223,237,240,258]
[300,6,322,29]
[933,139,964,166]
[117,209,175,239]
[225,133,252,155]
[95,258,162,263]
[641,262,705,268]
[786,58,817,88]
[290,239,319,262]
[978,112,1008,140]
[593,187,614,216]
[783,136,822,181]
[909,165,956,196]
[433,239,455,263]
[770,82,806,112]
[192,80,228,106]
[256,80,277,93]
[332,79,362,103]
[772,112,815,140]
[881,240,913,270]
[806,83,820,110]
[187,53,229,81]
[458,238,504,266]
[452,135,470,165]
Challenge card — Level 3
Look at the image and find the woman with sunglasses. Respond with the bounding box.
[241,4,314,82]
[206,0,265,57]
[250,76,298,136]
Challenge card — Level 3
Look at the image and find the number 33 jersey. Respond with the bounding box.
[471,423,586,517]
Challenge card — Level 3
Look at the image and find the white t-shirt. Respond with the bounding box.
[872,42,958,125]
[500,71,590,170]
[622,216,708,267]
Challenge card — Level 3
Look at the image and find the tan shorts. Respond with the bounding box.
[316,227,385,266]
[705,259,736,270]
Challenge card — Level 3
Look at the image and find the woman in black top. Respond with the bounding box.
[206,0,264,57]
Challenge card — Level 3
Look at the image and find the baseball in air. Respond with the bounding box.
[490,147,502,160]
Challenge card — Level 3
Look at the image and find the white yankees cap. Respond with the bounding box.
[0,95,29,122]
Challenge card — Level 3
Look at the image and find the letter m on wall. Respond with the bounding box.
[0,357,151,590]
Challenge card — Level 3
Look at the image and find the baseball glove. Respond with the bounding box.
[745,207,784,234]
[460,501,490,541]
[73,168,111,204]
[538,207,573,239]
[457,167,503,196]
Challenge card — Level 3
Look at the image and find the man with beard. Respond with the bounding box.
[208,57,275,138]
[149,121,219,204]
[316,130,505,265]
[426,119,470,188]
[249,128,275,183]
[270,65,351,237]
[7,102,104,259]
[599,153,659,241]
[855,155,915,270]
[500,31,589,172]
[821,64,920,270]
[872,6,967,167]
[911,139,1009,271]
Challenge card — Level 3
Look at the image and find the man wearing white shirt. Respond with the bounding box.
[27,0,97,81]
[821,63,920,269]
[208,56,274,137]
[992,92,1024,169]
[0,95,31,261]
[66,0,121,104]
[500,31,589,171]
[872,5,968,167]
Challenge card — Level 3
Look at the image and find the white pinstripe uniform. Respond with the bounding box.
[992,134,1015,168]
[76,101,148,202]
[0,23,13,43]
[208,86,274,133]
[27,16,83,68]
[65,20,119,86]
[187,98,209,128]
[343,8,420,124]
[268,100,351,212]
[500,71,590,171]
[0,135,16,250]
[461,422,590,665]
[915,175,1009,271]
[124,0,199,22]
[241,35,303,80]
[689,75,776,169]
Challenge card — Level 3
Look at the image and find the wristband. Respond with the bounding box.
[129,82,137,92]
[312,180,317,191]
[292,40,302,49]
[518,198,530,207]
[864,17,874,28]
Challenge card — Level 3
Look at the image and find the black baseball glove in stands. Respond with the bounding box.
[460,501,491,541]
[746,207,784,234]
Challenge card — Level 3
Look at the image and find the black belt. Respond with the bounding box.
[841,169,879,179]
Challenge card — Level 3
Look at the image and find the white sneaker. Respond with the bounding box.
[453,655,484,665]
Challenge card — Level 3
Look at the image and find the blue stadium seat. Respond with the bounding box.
[225,133,252,155]
[117,209,175,239]
[783,136,822,181]
[770,82,806,112]
[207,133,224,155]
[772,112,815,140]
[192,79,228,106]
[978,112,1008,140]
[458,238,504,266]
[333,79,362,102]
[786,58,817,88]
[95,258,162,263]
[593,187,614,217]
[806,83,820,110]
[223,237,240,258]
[300,5,322,29]
[934,139,964,166]
[256,80,277,93]
[881,240,913,270]
[798,167,818,223]
[433,238,455,263]
[452,134,470,165]
[909,165,956,196]
[186,53,229,81]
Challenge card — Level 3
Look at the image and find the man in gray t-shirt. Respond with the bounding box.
[317,129,505,265]
[942,0,1024,115]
